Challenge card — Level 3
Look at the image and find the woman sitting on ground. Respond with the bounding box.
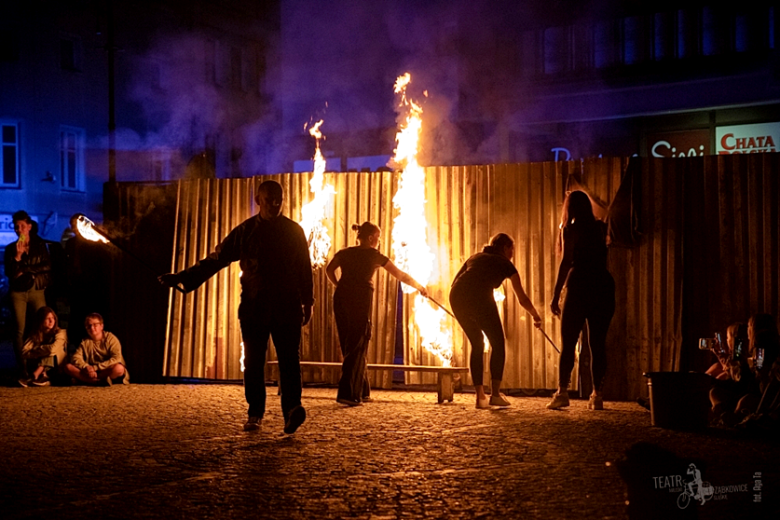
[19,306,68,387]
[711,314,780,425]
[706,322,747,380]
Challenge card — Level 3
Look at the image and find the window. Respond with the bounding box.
[60,127,84,191]
[1,123,20,187]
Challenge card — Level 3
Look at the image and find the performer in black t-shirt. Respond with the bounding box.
[548,191,615,411]
[326,222,428,406]
[450,233,542,409]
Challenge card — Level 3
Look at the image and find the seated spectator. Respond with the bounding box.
[63,313,129,386]
[19,306,68,387]
[710,313,780,425]
[705,322,747,380]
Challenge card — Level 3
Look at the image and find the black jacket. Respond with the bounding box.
[4,235,52,292]
[178,214,314,310]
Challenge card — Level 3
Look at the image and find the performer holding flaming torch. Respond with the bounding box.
[159,181,313,434]
[450,233,542,409]
[326,222,428,406]
[548,191,615,411]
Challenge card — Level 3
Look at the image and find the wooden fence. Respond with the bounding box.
[153,154,780,399]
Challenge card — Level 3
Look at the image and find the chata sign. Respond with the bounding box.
[716,122,780,155]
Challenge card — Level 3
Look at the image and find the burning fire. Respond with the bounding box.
[299,120,336,268]
[390,73,452,366]
[75,215,109,243]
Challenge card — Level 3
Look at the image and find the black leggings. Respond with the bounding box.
[450,293,505,386]
[559,272,615,391]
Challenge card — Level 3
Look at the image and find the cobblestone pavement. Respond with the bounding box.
[0,384,777,520]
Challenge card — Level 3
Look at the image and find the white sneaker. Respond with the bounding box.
[490,393,511,407]
[547,391,570,409]
[588,394,604,410]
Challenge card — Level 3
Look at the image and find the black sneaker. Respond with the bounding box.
[337,397,361,407]
[283,405,306,434]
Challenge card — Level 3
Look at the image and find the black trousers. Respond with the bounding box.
[450,290,506,386]
[558,271,615,391]
[239,299,303,419]
[334,289,372,402]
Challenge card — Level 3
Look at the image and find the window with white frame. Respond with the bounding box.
[1,122,20,187]
[60,126,84,191]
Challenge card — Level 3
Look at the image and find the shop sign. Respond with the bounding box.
[716,122,780,155]
[647,130,710,158]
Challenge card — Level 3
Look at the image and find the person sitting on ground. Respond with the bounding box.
[19,306,68,387]
[706,322,747,380]
[710,314,779,425]
[734,314,780,413]
[63,313,129,386]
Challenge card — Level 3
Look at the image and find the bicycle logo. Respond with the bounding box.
[677,463,714,509]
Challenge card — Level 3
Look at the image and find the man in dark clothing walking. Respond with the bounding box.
[159,180,313,434]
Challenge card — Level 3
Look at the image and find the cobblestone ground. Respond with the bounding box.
[0,384,777,520]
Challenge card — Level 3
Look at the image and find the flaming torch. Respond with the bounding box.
[299,120,336,268]
[75,215,185,293]
[390,73,453,367]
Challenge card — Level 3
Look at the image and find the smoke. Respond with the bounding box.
[119,1,636,177]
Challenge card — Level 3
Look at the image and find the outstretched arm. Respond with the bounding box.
[158,226,243,292]
[509,273,541,328]
[383,260,428,297]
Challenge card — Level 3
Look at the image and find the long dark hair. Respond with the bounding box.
[482,233,513,255]
[557,190,598,255]
[352,221,380,242]
[30,306,60,345]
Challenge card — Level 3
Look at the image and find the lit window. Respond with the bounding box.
[60,126,84,191]
[1,122,20,187]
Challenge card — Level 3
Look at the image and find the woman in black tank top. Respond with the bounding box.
[326,222,427,406]
[548,191,615,410]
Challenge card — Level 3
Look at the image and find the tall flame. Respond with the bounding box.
[75,215,110,244]
[390,73,452,367]
[299,120,336,268]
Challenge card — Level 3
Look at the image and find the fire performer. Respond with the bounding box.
[548,191,615,410]
[449,233,542,409]
[158,180,313,434]
[326,222,428,406]
[5,210,52,380]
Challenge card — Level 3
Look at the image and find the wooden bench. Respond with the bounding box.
[266,361,469,403]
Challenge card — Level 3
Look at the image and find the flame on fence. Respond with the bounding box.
[390,73,452,366]
[299,119,336,268]
[75,215,110,244]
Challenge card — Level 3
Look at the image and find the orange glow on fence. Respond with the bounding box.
[299,119,336,268]
[391,73,452,366]
[483,287,506,353]
[75,215,109,244]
